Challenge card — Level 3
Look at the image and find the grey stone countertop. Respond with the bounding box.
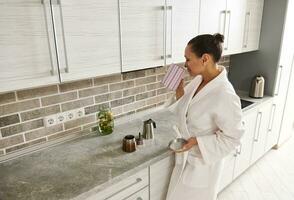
[0,92,273,200]
[0,108,177,200]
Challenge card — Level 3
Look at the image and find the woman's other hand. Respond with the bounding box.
[176,79,184,100]
[182,137,198,151]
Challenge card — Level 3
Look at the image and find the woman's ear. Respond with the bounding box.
[201,54,211,65]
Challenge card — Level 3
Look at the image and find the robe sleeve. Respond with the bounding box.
[196,93,245,165]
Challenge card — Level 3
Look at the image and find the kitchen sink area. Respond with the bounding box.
[240,99,255,109]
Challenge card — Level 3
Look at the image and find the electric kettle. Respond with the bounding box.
[249,75,265,98]
[142,119,156,139]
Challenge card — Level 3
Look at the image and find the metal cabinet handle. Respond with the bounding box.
[162,5,166,61]
[168,5,173,61]
[41,0,57,76]
[50,0,69,73]
[219,10,226,37]
[105,177,143,200]
[268,104,276,132]
[245,12,250,48]
[224,10,231,51]
[243,12,250,48]
[275,65,283,96]
[254,112,262,142]
[161,5,173,63]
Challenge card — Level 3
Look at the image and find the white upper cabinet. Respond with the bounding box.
[120,0,165,72]
[199,0,247,56]
[167,0,200,64]
[224,0,247,55]
[51,0,121,82]
[0,0,59,93]
[242,0,264,52]
[199,0,227,36]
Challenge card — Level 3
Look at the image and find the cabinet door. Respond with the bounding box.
[83,168,148,200]
[223,0,247,55]
[242,0,264,52]
[150,155,174,200]
[279,54,294,145]
[50,0,121,82]
[0,0,59,93]
[264,102,279,151]
[250,101,272,164]
[234,109,257,179]
[199,0,227,36]
[125,186,149,200]
[276,0,294,146]
[120,0,165,72]
[168,0,200,64]
[218,152,236,192]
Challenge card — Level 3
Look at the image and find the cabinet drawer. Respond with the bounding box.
[87,168,148,200]
[150,155,174,200]
[124,186,149,200]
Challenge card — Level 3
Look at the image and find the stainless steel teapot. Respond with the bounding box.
[249,75,265,98]
[142,119,156,139]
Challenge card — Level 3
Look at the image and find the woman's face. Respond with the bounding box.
[184,45,205,77]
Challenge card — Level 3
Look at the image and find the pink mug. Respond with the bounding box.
[161,64,185,91]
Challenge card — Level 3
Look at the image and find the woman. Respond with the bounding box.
[165,33,245,200]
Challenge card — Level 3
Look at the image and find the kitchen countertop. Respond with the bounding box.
[0,109,177,200]
[0,92,273,200]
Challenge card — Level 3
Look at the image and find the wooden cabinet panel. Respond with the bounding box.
[125,186,149,200]
[250,101,272,164]
[0,0,59,92]
[234,108,258,178]
[52,0,121,82]
[120,0,165,72]
[242,0,264,52]
[224,0,247,55]
[218,152,236,192]
[168,0,200,64]
[85,168,148,200]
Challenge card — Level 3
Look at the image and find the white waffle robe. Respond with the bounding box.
[165,66,245,200]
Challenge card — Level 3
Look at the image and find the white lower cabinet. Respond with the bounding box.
[149,155,174,200]
[233,108,258,179]
[125,186,149,200]
[250,100,272,165]
[219,99,274,191]
[264,102,279,152]
[218,151,236,192]
[87,168,148,200]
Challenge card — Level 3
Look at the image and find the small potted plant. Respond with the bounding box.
[97,108,114,136]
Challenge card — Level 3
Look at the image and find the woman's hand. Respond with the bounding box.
[176,79,184,100]
[182,137,198,151]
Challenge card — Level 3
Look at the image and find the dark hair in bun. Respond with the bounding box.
[187,33,224,62]
[214,33,224,43]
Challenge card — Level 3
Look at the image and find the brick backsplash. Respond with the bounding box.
[0,58,230,156]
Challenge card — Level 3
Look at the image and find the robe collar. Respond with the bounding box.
[189,65,227,106]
